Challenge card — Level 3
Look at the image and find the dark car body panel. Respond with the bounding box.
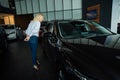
[42,20,120,80]
[0,27,8,51]
[61,38,120,80]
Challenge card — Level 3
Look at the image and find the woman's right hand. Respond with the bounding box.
[24,35,30,41]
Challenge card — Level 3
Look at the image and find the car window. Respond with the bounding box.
[59,22,81,38]
[58,21,113,39]
[89,21,112,34]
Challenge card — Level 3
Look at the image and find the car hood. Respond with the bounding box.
[61,34,120,80]
[5,29,16,34]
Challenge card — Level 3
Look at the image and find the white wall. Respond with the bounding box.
[0,0,9,8]
[111,0,120,33]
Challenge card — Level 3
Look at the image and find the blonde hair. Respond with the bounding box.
[32,13,44,21]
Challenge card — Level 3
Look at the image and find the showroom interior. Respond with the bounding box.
[0,0,120,32]
[0,0,120,80]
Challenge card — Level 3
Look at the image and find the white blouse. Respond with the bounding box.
[25,21,41,37]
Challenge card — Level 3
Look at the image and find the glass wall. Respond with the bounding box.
[0,0,9,8]
[15,0,82,21]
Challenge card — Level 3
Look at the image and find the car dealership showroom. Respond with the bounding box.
[0,0,120,80]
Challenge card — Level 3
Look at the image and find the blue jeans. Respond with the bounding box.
[28,36,38,65]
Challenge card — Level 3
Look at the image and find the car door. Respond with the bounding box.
[42,22,59,62]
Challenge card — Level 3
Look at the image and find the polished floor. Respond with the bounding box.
[0,39,57,80]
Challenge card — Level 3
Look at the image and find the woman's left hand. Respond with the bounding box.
[24,36,30,41]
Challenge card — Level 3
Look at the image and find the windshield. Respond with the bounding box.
[58,21,113,38]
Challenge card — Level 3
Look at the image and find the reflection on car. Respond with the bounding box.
[0,27,8,51]
[39,21,48,44]
[0,24,18,40]
[42,20,120,80]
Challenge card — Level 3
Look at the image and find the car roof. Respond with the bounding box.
[48,19,91,23]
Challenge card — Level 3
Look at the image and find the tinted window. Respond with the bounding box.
[58,21,113,38]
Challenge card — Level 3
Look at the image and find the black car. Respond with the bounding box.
[42,20,120,80]
[0,27,8,51]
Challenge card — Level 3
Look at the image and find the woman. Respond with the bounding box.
[24,13,44,70]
